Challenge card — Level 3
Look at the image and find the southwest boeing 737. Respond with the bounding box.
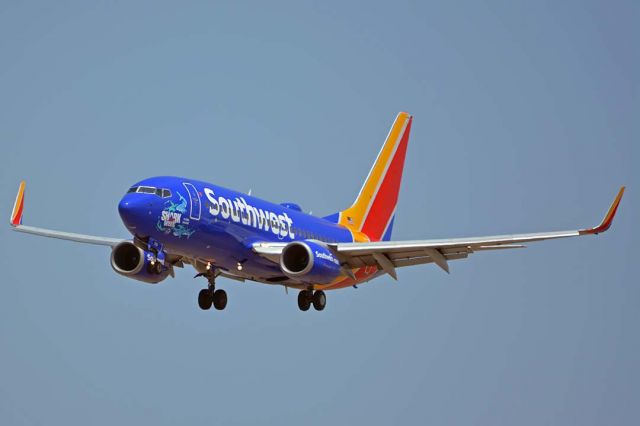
[9,113,625,312]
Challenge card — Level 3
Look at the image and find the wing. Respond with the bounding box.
[9,181,124,247]
[254,187,625,279]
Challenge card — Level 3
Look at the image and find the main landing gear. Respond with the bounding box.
[195,270,227,311]
[297,290,326,312]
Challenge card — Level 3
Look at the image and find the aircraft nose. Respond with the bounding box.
[118,196,133,217]
[118,194,152,231]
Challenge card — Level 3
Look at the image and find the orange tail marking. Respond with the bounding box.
[338,112,412,241]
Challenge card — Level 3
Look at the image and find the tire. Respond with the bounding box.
[198,289,212,310]
[312,290,326,311]
[298,291,311,311]
[213,289,227,310]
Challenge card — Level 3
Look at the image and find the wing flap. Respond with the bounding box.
[335,230,580,255]
[393,253,469,268]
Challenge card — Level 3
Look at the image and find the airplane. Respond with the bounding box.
[9,112,625,313]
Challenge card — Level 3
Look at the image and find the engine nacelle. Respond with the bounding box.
[280,240,342,284]
[110,241,170,284]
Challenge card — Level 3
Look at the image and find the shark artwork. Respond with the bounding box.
[156,192,194,238]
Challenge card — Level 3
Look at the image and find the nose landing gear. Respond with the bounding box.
[147,260,163,275]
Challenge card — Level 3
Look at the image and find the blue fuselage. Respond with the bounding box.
[118,176,353,280]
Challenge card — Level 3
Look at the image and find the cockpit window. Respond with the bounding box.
[137,186,157,194]
[127,186,171,197]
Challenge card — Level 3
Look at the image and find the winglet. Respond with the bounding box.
[579,186,625,235]
[10,181,26,227]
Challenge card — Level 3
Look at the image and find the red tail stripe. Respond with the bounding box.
[360,119,411,241]
[12,200,24,225]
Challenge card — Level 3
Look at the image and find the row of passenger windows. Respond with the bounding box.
[127,186,172,198]
[291,227,338,243]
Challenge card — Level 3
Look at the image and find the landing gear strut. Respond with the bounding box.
[195,269,227,311]
[298,290,326,311]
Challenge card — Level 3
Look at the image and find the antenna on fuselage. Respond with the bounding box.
[247,189,252,196]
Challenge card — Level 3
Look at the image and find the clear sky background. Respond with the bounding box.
[0,1,637,425]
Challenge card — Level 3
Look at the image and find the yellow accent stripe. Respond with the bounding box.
[339,112,410,231]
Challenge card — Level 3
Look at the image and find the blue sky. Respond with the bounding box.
[0,1,638,425]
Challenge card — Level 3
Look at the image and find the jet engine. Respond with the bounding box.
[110,241,170,284]
[280,240,342,284]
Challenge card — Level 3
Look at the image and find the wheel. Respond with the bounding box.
[312,290,326,311]
[198,289,212,310]
[213,289,227,310]
[297,290,311,311]
[147,261,162,274]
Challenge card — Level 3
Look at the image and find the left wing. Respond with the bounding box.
[254,187,625,279]
[10,181,124,247]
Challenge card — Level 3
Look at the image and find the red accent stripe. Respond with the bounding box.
[361,119,411,241]
[12,201,24,225]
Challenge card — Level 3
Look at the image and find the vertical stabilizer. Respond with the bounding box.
[328,112,412,241]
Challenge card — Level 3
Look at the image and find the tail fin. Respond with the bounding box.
[328,112,412,241]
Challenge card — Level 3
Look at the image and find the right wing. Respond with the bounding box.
[332,186,625,277]
[253,187,625,279]
[10,181,124,247]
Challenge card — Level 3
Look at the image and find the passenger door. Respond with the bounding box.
[182,182,201,220]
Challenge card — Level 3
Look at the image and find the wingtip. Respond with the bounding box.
[10,180,26,227]
[579,186,625,235]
